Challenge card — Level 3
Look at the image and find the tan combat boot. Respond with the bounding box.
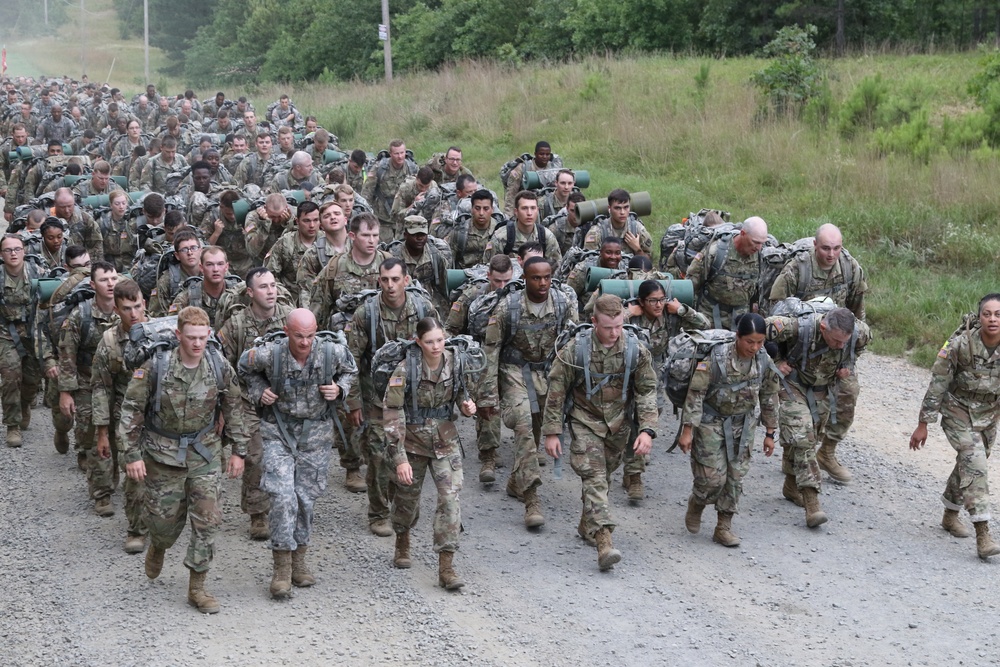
[624,474,645,503]
[782,474,803,507]
[145,545,165,579]
[713,511,740,547]
[577,516,596,546]
[479,449,497,484]
[270,550,293,599]
[685,495,705,534]
[942,509,971,538]
[187,570,220,614]
[291,545,315,587]
[53,429,70,454]
[975,522,1000,559]
[438,551,465,590]
[505,477,522,500]
[249,513,269,541]
[800,488,828,528]
[77,451,86,471]
[817,440,852,483]
[345,468,366,493]
[124,533,146,554]
[95,496,114,517]
[393,531,412,569]
[5,425,22,448]
[522,487,545,529]
[19,410,30,430]
[369,519,393,537]
[594,527,622,571]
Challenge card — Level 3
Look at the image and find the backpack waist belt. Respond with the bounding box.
[146,418,216,464]
[702,403,755,459]
[951,388,1000,404]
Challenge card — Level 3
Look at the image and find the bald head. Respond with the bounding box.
[285,308,318,362]
[54,187,74,207]
[814,223,844,270]
[735,216,769,257]
[287,308,316,331]
[742,216,768,241]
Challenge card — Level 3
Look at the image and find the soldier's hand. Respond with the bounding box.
[227,454,245,478]
[213,217,225,235]
[776,361,792,377]
[319,384,340,401]
[677,425,694,454]
[836,368,851,379]
[634,431,653,456]
[478,406,498,420]
[544,434,562,459]
[396,461,413,485]
[349,408,364,427]
[59,391,76,419]
[763,434,775,457]
[125,460,146,481]
[260,388,278,405]
[45,366,59,379]
[459,399,476,417]
[624,231,641,253]
[96,434,111,459]
[255,206,267,219]
[4,212,11,222]
[665,298,682,315]
[909,423,929,451]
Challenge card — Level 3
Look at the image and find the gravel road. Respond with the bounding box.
[2,352,998,667]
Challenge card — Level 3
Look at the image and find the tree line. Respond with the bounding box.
[109,0,1000,85]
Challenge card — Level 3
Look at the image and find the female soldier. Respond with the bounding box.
[621,279,710,502]
[98,189,135,273]
[678,313,779,547]
[910,293,1000,559]
[384,317,477,589]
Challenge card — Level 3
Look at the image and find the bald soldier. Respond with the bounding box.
[768,223,868,484]
[687,216,769,330]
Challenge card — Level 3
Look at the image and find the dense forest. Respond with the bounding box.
[105,0,1000,84]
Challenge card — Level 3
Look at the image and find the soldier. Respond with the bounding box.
[345,149,367,193]
[1,124,30,204]
[389,215,453,314]
[129,138,158,188]
[183,161,217,230]
[565,236,629,310]
[275,126,296,160]
[769,223,868,484]
[138,136,187,194]
[910,294,1000,560]
[503,142,558,217]
[148,230,202,318]
[483,191,562,266]
[6,139,60,216]
[582,189,653,258]
[431,173,477,229]
[0,234,45,447]
[201,190,254,278]
[219,268,292,540]
[767,307,871,528]
[168,246,242,329]
[37,104,76,143]
[92,279,149,552]
[38,218,68,270]
[201,148,233,184]
[240,308,357,598]
[119,306,249,614]
[678,313,780,547]
[540,169,576,221]
[362,140,418,243]
[481,257,576,529]
[266,200,320,300]
[72,160,123,199]
[346,258,439,536]
[305,129,333,167]
[386,317,477,589]
[58,260,120,515]
[97,189,132,275]
[296,201,349,309]
[445,189,497,270]
[446,254,515,483]
[222,134,249,175]
[271,151,320,193]
[429,146,473,185]
[390,166,441,238]
[308,212,388,331]
[245,192,297,268]
[685,216,769,330]
[109,119,147,170]
[542,294,657,569]
[543,191,587,256]
[268,95,303,128]
[233,133,277,189]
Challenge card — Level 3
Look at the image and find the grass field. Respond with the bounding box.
[7,2,998,367]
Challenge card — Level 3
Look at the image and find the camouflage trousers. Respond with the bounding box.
[779,381,831,492]
[500,371,544,496]
[476,408,500,454]
[143,454,223,573]
[110,429,145,536]
[335,404,363,470]
[73,382,117,500]
[940,413,994,522]
[260,419,333,552]
[391,451,463,553]
[822,372,860,446]
[237,403,269,516]
[44,379,73,436]
[569,420,630,539]
[689,415,753,514]
[0,338,41,427]
[364,402,391,523]
[623,385,668,476]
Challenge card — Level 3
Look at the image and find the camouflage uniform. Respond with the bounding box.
[346,292,439,526]
[95,212,135,274]
[541,330,658,538]
[92,324,146,538]
[234,152,286,190]
[445,218,493,270]
[71,177,124,200]
[361,159,417,243]
[168,278,245,329]
[389,241,452,315]
[582,215,653,256]
[482,290,576,497]
[502,158,559,217]
[768,248,868,451]
[219,303,292,520]
[686,238,761,330]
[117,348,249,573]
[200,214,255,278]
[148,263,199,318]
[542,209,582,257]
[269,169,320,194]
[239,335,357,551]
[138,153,188,193]
[62,207,105,263]
[919,329,1000,521]
[0,263,44,431]
[244,207,296,269]
[265,233,312,300]
[766,314,871,491]
[37,116,76,143]
[295,236,347,309]
[482,222,562,266]
[540,190,570,221]
[307,249,389,330]
[683,341,779,513]
[384,349,465,552]
[390,179,441,237]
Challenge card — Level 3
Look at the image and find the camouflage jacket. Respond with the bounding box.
[57,298,118,391]
[91,323,133,427]
[219,303,293,372]
[269,169,321,194]
[542,208,582,257]
[63,207,105,262]
[362,159,417,223]
[389,242,452,313]
[296,235,349,309]
[582,214,654,256]
[148,264,199,318]
[201,213,253,271]
[72,177,124,200]
[244,206,296,264]
[0,263,43,343]
[168,278,245,329]
[445,281,488,337]
[308,249,388,329]
[138,153,188,193]
[682,340,779,429]
[389,178,441,230]
[919,328,1000,430]
[687,239,761,312]
[446,218,493,270]
[265,232,312,298]
[482,222,562,266]
[96,212,135,273]
[769,247,868,321]
[766,313,872,390]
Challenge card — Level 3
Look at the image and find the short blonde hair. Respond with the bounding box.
[177,306,210,330]
[593,294,623,319]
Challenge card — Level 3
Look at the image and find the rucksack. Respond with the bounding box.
[556,247,598,282]
[502,220,548,256]
[46,280,96,359]
[669,221,741,278]
[467,280,524,342]
[372,150,418,212]
[663,329,738,409]
[768,296,858,373]
[757,239,856,317]
[499,153,532,189]
[178,274,244,310]
[659,209,730,272]
[449,264,489,304]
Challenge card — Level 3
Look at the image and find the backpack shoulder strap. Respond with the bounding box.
[504,221,515,255]
[622,330,638,402]
[366,295,379,355]
[271,339,285,394]
[537,224,547,254]
[206,345,225,394]
[707,234,733,284]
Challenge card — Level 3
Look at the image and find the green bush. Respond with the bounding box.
[751,25,823,116]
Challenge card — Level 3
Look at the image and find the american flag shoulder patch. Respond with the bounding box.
[389,376,404,387]
[695,361,708,371]
[133,369,145,379]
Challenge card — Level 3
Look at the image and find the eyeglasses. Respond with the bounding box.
[1,247,24,254]
[643,297,667,305]
[445,156,462,163]
[177,246,200,254]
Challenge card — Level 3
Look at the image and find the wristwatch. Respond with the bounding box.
[639,428,656,439]
[764,431,776,440]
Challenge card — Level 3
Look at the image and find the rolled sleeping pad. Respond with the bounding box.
[63,143,73,155]
[447,269,470,293]
[586,266,625,293]
[598,277,694,306]
[63,175,83,186]
[9,145,40,162]
[82,191,145,208]
[31,278,65,302]
[233,198,251,225]
[285,190,307,206]
[111,175,128,189]
[524,169,590,190]
[575,191,652,224]
[324,149,348,164]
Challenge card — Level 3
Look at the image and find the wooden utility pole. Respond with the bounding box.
[144,0,150,84]
[381,0,392,82]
